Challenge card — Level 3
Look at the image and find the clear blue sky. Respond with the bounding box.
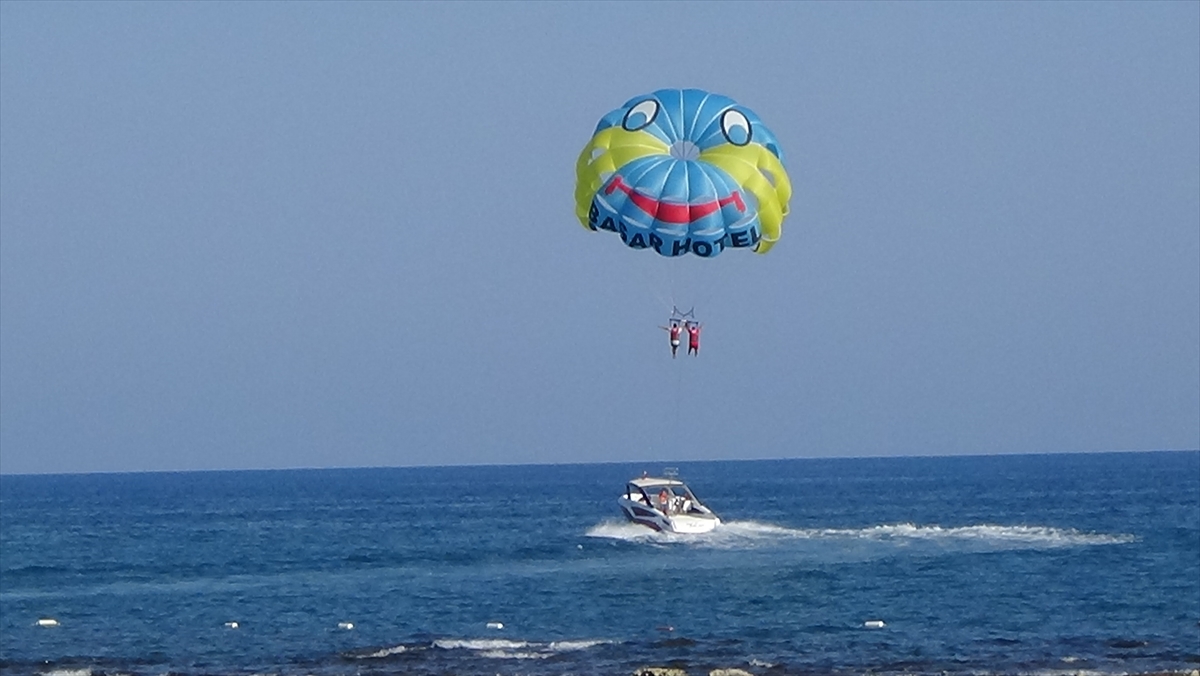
[2,2,1197,474]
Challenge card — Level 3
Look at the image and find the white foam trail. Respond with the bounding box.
[813,522,1136,547]
[40,671,91,676]
[586,518,1134,550]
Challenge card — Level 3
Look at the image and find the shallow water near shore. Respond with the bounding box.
[2,452,1198,675]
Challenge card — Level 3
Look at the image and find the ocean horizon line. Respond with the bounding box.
[1,447,1195,478]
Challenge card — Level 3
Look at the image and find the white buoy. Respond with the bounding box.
[225,621,239,629]
[864,620,886,629]
[338,622,354,630]
[35,618,59,627]
[486,621,504,630]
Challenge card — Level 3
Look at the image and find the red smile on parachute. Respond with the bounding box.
[605,175,745,224]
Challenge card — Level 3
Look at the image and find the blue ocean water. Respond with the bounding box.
[1,452,1197,676]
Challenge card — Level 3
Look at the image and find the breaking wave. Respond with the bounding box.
[434,638,611,660]
[353,645,408,659]
[351,638,612,662]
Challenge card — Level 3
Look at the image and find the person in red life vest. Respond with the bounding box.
[686,321,702,356]
[660,320,682,358]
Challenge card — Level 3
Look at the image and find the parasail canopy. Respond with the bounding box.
[575,88,792,258]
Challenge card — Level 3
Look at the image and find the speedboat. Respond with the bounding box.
[618,472,721,534]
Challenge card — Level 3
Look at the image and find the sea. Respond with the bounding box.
[1,451,1197,676]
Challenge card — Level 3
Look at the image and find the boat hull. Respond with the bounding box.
[618,497,721,534]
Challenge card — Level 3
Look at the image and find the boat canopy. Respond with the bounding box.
[628,477,686,490]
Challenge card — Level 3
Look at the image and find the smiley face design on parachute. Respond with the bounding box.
[575,89,792,258]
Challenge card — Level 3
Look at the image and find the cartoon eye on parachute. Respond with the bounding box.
[575,88,792,258]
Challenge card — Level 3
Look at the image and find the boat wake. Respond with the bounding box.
[585,519,1134,552]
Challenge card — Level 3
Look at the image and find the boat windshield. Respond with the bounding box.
[661,485,696,501]
[624,484,651,503]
